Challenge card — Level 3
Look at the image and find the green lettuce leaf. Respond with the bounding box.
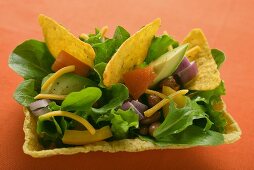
[145,35,179,64]
[191,82,227,132]
[61,87,102,111]
[13,79,38,107]
[8,39,54,87]
[211,49,226,69]
[111,109,139,139]
[140,125,224,146]
[154,97,213,140]
[37,116,67,148]
[92,84,129,114]
[93,62,107,87]
[113,26,130,49]
[92,26,130,65]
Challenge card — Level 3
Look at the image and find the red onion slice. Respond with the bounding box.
[32,107,50,117]
[176,61,198,84]
[121,101,145,120]
[130,100,148,113]
[29,99,51,111]
[174,57,191,74]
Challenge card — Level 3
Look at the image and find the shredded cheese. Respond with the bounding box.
[144,98,170,117]
[144,89,189,117]
[41,65,75,91]
[39,111,96,135]
[145,89,167,99]
[79,33,89,40]
[34,94,66,100]
[185,45,201,61]
[100,26,108,37]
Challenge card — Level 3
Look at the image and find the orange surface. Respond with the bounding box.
[0,0,253,169]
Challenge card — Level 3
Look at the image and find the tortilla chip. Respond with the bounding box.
[38,14,95,68]
[182,29,221,90]
[103,18,161,87]
[23,101,241,157]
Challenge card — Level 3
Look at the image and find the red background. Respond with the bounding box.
[0,0,253,169]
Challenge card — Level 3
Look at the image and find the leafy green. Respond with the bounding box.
[140,125,224,146]
[211,49,226,69]
[93,39,116,64]
[37,116,67,148]
[61,87,102,111]
[145,35,179,64]
[8,40,54,87]
[191,82,227,132]
[154,98,213,140]
[91,26,130,65]
[48,102,61,111]
[92,84,129,114]
[111,109,139,139]
[93,62,107,87]
[13,79,38,107]
[113,26,130,49]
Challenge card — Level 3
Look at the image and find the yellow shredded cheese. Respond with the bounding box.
[145,89,167,99]
[144,89,189,117]
[39,111,96,135]
[185,45,201,61]
[34,94,66,100]
[100,26,108,37]
[79,33,89,40]
[41,65,75,91]
[144,98,170,117]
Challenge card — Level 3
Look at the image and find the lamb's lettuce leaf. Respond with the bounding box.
[145,35,179,64]
[8,40,54,87]
[13,79,38,107]
[211,49,226,69]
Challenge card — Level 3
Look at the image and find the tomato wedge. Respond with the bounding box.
[52,50,91,76]
[123,66,156,99]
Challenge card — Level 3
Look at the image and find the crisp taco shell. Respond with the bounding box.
[23,103,241,158]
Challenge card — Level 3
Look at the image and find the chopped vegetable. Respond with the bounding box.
[52,51,91,77]
[123,66,156,99]
[174,57,191,74]
[41,65,75,91]
[162,86,187,108]
[39,111,96,135]
[29,99,51,111]
[121,101,145,120]
[176,61,198,84]
[62,126,112,145]
[32,107,50,117]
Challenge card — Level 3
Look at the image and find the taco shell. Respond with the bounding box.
[23,100,241,157]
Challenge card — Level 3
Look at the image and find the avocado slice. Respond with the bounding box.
[41,73,96,95]
[149,44,188,86]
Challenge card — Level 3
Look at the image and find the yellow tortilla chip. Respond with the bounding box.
[38,14,95,68]
[22,102,241,157]
[103,18,161,87]
[182,29,221,90]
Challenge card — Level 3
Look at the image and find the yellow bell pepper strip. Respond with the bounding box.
[41,65,75,91]
[163,86,187,108]
[62,126,112,145]
[144,89,189,117]
[34,94,66,100]
[39,111,96,135]
[185,45,201,61]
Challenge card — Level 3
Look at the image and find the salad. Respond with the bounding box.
[8,15,241,157]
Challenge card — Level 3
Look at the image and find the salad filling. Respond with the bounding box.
[9,15,230,149]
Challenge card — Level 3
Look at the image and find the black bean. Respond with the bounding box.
[139,126,149,135]
[147,94,161,107]
[140,111,161,125]
[158,76,180,91]
[149,122,161,137]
